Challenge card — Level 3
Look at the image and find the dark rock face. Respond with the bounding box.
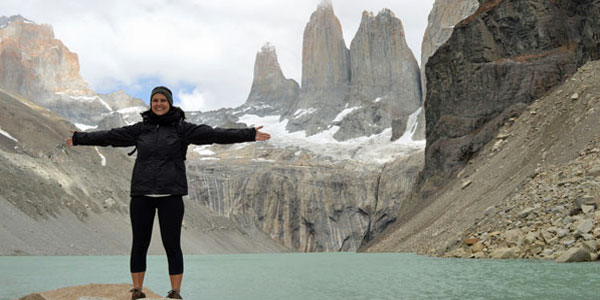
[422,0,600,195]
[337,10,421,141]
[245,43,299,115]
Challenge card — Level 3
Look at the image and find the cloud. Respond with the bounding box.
[178,87,210,111]
[0,0,435,111]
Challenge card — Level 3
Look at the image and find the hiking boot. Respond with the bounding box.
[166,289,183,299]
[130,287,146,300]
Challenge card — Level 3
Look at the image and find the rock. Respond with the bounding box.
[503,229,524,247]
[555,247,592,263]
[571,93,579,100]
[582,240,598,252]
[519,207,535,218]
[562,239,576,247]
[524,231,540,244]
[491,248,518,259]
[464,237,478,245]
[461,180,472,189]
[19,293,46,300]
[473,251,486,259]
[472,241,484,252]
[484,206,497,216]
[581,233,594,241]
[103,198,116,209]
[575,196,598,209]
[582,205,595,214]
[593,227,600,238]
[574,219,594,236]
[20,284,161,300]
[244,43,300,115]
[541,248,554,257]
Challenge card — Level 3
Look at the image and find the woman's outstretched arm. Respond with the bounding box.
[66,123,142,147]
[182,122,270,145]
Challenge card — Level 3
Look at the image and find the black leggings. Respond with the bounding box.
[130,195,184,275]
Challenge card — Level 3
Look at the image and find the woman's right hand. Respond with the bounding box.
[66,130,74,147]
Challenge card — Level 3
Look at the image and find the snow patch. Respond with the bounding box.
[238,111,425,164]
[293,108,317,118]
[95,147,106,167]
[96,97,114,112]
[373,97,382,103]
[200,157,219,161]
[395,107,423,143]
[0,127,18,142]
[193,145,216,156]
[252,158,276,163]
[74,123,98,131]
[333,106,361,122]
[69,95,98,102]
[117,106,146,114]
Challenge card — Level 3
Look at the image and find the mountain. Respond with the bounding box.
[283,1,351,136]
[0,15,145,127]
[362,0,600,259]
[244,43,300,116]
[337,9,421,141]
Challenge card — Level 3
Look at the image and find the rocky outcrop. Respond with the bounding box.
[421,0,600,197]
[361,150,424,246]
[284,1,351,135]
[244,43,299,116]
[336,9,421,141]
[0,15,93,100]
[412,0,479,141]
[420,0,479,101]
[17,284,161,300]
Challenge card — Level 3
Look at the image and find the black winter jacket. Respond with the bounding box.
[72,109,256,196]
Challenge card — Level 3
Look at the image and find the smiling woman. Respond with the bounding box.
[65,85,271,300]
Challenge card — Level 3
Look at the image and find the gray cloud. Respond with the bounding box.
[0,0,434,111]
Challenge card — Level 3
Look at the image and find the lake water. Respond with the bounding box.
[1,253,599,300]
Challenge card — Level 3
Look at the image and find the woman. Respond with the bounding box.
[66,86,271,299]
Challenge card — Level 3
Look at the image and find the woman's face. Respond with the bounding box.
[151,93,170,116]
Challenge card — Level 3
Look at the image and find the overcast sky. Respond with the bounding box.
[1,0,435,111]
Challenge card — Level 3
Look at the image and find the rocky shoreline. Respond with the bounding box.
[444,143,600,263]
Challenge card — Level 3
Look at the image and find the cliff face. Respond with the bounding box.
[185,143,423,252]
[420,0,479,101]
[284,2,351,135]
[0,16,92,100]
[336,9,421,141]
[421,0,600,196]
[244,43,299,116]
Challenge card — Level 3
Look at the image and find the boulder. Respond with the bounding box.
[490,248,517,259]
[555,247,592,263]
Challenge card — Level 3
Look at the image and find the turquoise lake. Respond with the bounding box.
[1,253,599,300]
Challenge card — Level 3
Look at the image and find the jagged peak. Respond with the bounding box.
[377,8,396,18]
[317,0,333,10]
[259,42,276,54]
[0,15,35,28]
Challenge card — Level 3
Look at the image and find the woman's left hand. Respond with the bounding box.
[255,126,271,141]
